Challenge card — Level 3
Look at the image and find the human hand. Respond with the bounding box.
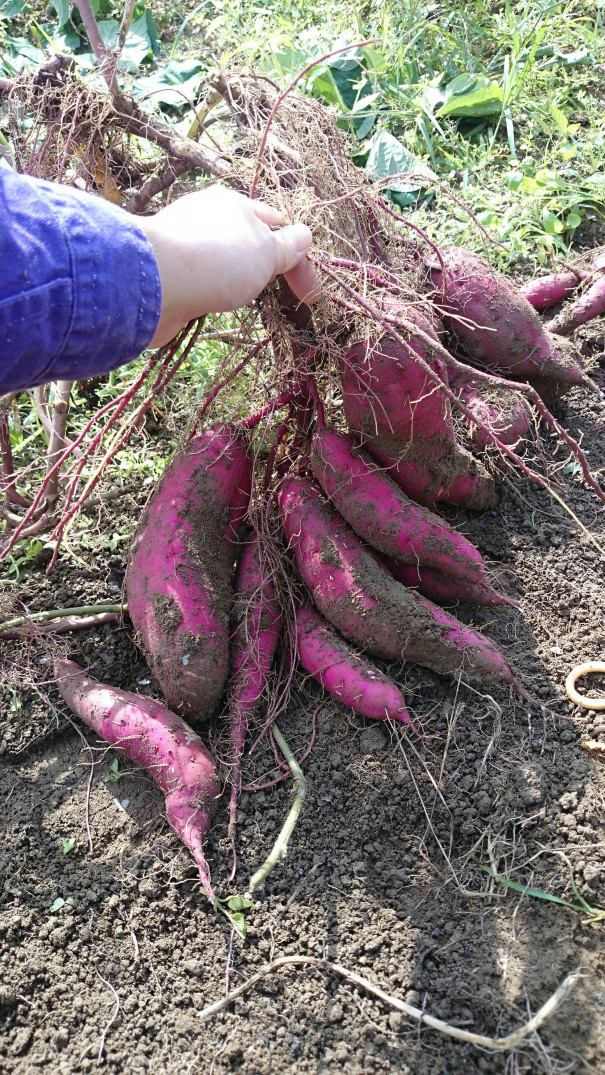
[138,186,320,348]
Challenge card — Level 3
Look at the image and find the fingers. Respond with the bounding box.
[249,200,286,228]
[284,259,321,305]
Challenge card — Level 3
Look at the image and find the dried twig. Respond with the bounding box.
[197,955,580,1052]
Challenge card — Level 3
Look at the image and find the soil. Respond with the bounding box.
[2,321,605,1074]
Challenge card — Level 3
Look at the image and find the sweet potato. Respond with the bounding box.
[546,274,605,336]
[383,557,520,609]
[295,604,417,732]
[364,436,495,510]
[309,421,487,581]
[448,369,531,452]
[54,659,221,901]
[279,474,518,687]
[521,270,586,312]
[341,302,495,509]
[228,532,282,835]
[427,246,586,391]
[126,424,252,723]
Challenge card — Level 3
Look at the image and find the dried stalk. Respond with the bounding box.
[198,957,580,1052]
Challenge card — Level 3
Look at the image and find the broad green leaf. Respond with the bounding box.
[565,211,582,228]
[0,0,28,16]
[542,211,564,235]
[437,75,502,118]
[50,0,70,26]
[585,174,605,186]
[549,103,568,135]
[62,838,76,854]
[227,896,253,911]
[365,129,416,183]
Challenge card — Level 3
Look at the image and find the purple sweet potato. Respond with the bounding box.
[449,369,531,452]
[278,474,518,688]
[295,604,417,732]
[546,273,605,336]
[126,424,252,723]
[228,532,282,836]
[341,301,495,509]
[427,246,586,391]
[54,659,221,900]
[521,270,586,312]
[309,421,487,581]
[383,557,519,609]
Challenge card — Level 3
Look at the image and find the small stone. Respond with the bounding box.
[11,1027,33,1056]
[138,878,156,898]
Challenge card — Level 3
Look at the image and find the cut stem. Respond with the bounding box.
[246,724,306,896]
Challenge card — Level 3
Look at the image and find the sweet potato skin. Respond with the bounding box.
[295,604,416,730]
[126,425,251,723]
[384,557,519,609]
[309,423,486,580]
[279,474,516,686]
[341,304,495,509]
[428,246,585,389]
[54,659,220,898]
[521,271,585,312]
[448,369,531,452]
[546,274,605,336]
[228,532,282,834]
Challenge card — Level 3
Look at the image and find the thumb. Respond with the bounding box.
[272,222,313,275]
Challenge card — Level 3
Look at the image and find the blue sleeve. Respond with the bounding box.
[0,168,162,395]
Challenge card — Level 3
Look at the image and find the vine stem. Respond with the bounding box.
[246,724,306,896]
[0,603,126,634]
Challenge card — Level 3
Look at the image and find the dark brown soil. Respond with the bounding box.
[2,343,605,1074]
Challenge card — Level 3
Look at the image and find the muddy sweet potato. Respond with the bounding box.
[295,604,417,731]
[427,246,586,392]
[279,474,518,688]
[309,421,487,581]
[126,424,252,723]
[383,557,519,609]
[341,301,495,508]
[521,270,586,312]
[55,659,221,900]
[228,532,282,835]
[448,369,531,452]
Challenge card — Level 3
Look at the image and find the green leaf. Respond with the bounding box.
[102,758,121,783]
[50,0,70,26]
[585,174,605,187]
[227,896,253,911]
[50,898,66,913]
[549,103,568,135]
[542,210,564,235]
[565,211,582,229]
[0,0,28,16]
[437,75,503,118]
[62,838,76,854]
[365,129,435,196]
[231,912,246,939]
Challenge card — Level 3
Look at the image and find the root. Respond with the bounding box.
[197,955,580,1052]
